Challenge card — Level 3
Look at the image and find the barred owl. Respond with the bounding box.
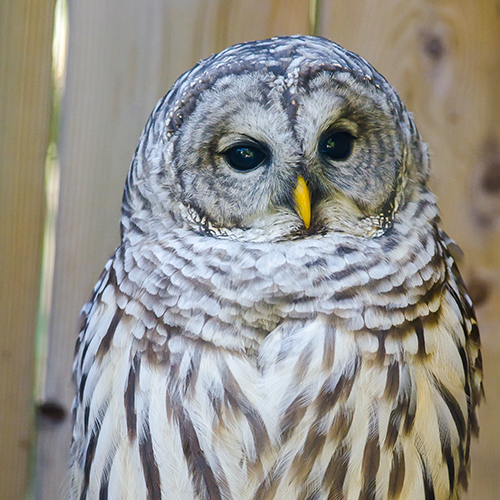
[70,36,482,500]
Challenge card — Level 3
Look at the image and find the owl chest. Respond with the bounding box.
[113,242,463,499]
[91,263,467,500]
[153,309,452,500]
[158,314,361,492]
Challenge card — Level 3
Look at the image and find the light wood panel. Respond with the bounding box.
[0,0,56,498]
[320,1,500,498]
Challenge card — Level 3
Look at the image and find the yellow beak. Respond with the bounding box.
[292,176,311,229]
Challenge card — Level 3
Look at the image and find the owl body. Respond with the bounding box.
[71,36,482,500]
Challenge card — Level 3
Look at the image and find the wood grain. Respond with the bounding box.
[0,0,56,498]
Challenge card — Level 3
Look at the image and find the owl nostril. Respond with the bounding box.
[308,184,322,207]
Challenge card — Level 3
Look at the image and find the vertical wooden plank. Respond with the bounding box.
[36,1,310,498]
[0,0,56,498]
[320,1,500,497]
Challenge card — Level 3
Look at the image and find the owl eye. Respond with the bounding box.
[224,144,267,172]
[319,131,354,161]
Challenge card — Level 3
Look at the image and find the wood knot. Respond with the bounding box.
[37,400,67,423]
[481,159,500,194]
[466,275,490,307]
[423,34,445,61]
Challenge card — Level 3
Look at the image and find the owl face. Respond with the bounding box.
[126,36,427,242]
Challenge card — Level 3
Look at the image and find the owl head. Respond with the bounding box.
[121,35,429,243]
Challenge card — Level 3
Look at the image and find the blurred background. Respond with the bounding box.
[1,0,499,498]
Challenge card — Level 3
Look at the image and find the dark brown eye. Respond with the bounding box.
[224,145,267,172]
[319,131,354,161]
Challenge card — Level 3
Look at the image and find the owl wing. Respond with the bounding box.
[71,253,152,499]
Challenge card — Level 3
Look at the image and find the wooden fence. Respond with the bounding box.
[2,0,499,498]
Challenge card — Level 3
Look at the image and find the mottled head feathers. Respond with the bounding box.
[121,36,429,241]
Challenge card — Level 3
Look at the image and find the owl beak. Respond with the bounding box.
[292,176,311,229]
